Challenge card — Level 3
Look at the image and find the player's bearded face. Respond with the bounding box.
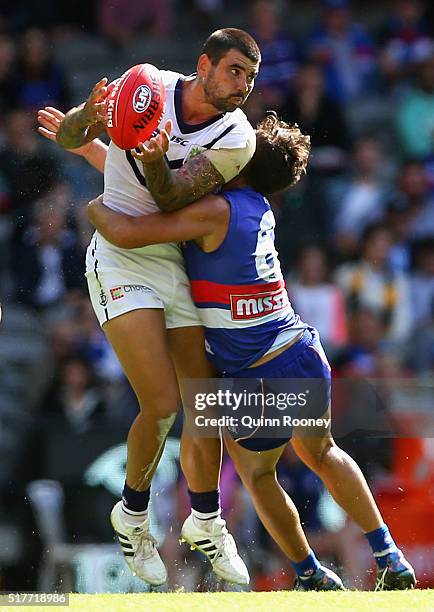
[203,66,250,113]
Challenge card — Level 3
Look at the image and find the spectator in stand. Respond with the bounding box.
[278,62,350,174]
[333,138,391,256]
[0,109,59,223]
[377,0,433,86]
[335,308,386,391]
[385,194,415,273]
[335,223,413,344]
[396,50,434,159]
[275,62,351,264]
[386,161,434,254]
[12,193,85,312]
[29,354,121,544]
[289,245,348,354]
[0,3,70,32]
[41,354,107,430]
[97,0,172,46]
[187,0,224,33]
[15,29,70,113]
[0,33,18,117]
[249,0,298,107]
[0,34,17,218]
[409,238,434,326]
[332,307,394,491]
[75,298,124,384]
[407,304,434,373]
[305,0,377,104]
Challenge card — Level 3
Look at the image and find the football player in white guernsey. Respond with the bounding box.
[37,29,260,586]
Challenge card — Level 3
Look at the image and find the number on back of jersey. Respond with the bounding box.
[254,210,282,282]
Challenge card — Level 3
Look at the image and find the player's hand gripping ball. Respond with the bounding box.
[105,64,166,150]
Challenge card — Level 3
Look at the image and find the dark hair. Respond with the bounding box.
[411,237,434,267]
[244,112,310,195]
[201,28,260,66]
[400,157,425,171]
[361,221,391,244]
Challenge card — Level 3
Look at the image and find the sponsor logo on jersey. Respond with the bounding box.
[123,284,152,294]
[110,286,125,301]
[170,135,189,146]
[133,85,152,113]
[110,285,152,300]
[230,288,289,320]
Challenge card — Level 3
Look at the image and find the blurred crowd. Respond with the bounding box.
[0,0,433,593]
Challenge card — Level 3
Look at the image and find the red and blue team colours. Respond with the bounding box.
[183,186,307,373]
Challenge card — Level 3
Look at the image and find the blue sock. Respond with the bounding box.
[291,550,321,578]
[189,489,220,519]
[122,482,150,513]
[365,524,398,569]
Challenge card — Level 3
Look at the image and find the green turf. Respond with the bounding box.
[34,590,434,612]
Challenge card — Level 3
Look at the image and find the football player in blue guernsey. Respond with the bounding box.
[87,112,416,591]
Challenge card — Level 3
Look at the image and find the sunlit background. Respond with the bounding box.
[0,0,433,593]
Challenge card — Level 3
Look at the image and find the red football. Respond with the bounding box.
[105,63,166,150]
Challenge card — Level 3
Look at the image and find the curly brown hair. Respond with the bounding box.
[244,112,311,195]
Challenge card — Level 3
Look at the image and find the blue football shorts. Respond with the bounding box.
[222,327,332,452]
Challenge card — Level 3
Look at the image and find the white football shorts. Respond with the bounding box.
[85,232,201,328]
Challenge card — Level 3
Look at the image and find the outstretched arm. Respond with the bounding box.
[37,106,108,173]
[56,78,108,149]
[87,194,228,249]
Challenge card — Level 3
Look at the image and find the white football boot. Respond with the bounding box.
[180,513,250,585]
[110,501,167,585]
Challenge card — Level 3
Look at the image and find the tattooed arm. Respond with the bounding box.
[142,153,225,212]
[132,119,252,212]
[38,106,108,173]
[56,78,108,150]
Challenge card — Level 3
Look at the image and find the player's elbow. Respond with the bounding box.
[112,228,154,249]
[152,192,176,211]
[153,189,195,212]
[109,228,139,249]
[157,195,195,212]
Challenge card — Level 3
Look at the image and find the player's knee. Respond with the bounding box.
[135,405,179,441]
[242,465,276,493]
[318,438,335,468]
[137,397,180,421]
[155,412,177,441]
[182,435,220,458]
[303,436,336,472]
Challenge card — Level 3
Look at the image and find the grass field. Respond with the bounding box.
[29,591,434,612]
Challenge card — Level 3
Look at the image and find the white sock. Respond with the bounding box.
[192,508,221,528]
[120,503,148,526]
